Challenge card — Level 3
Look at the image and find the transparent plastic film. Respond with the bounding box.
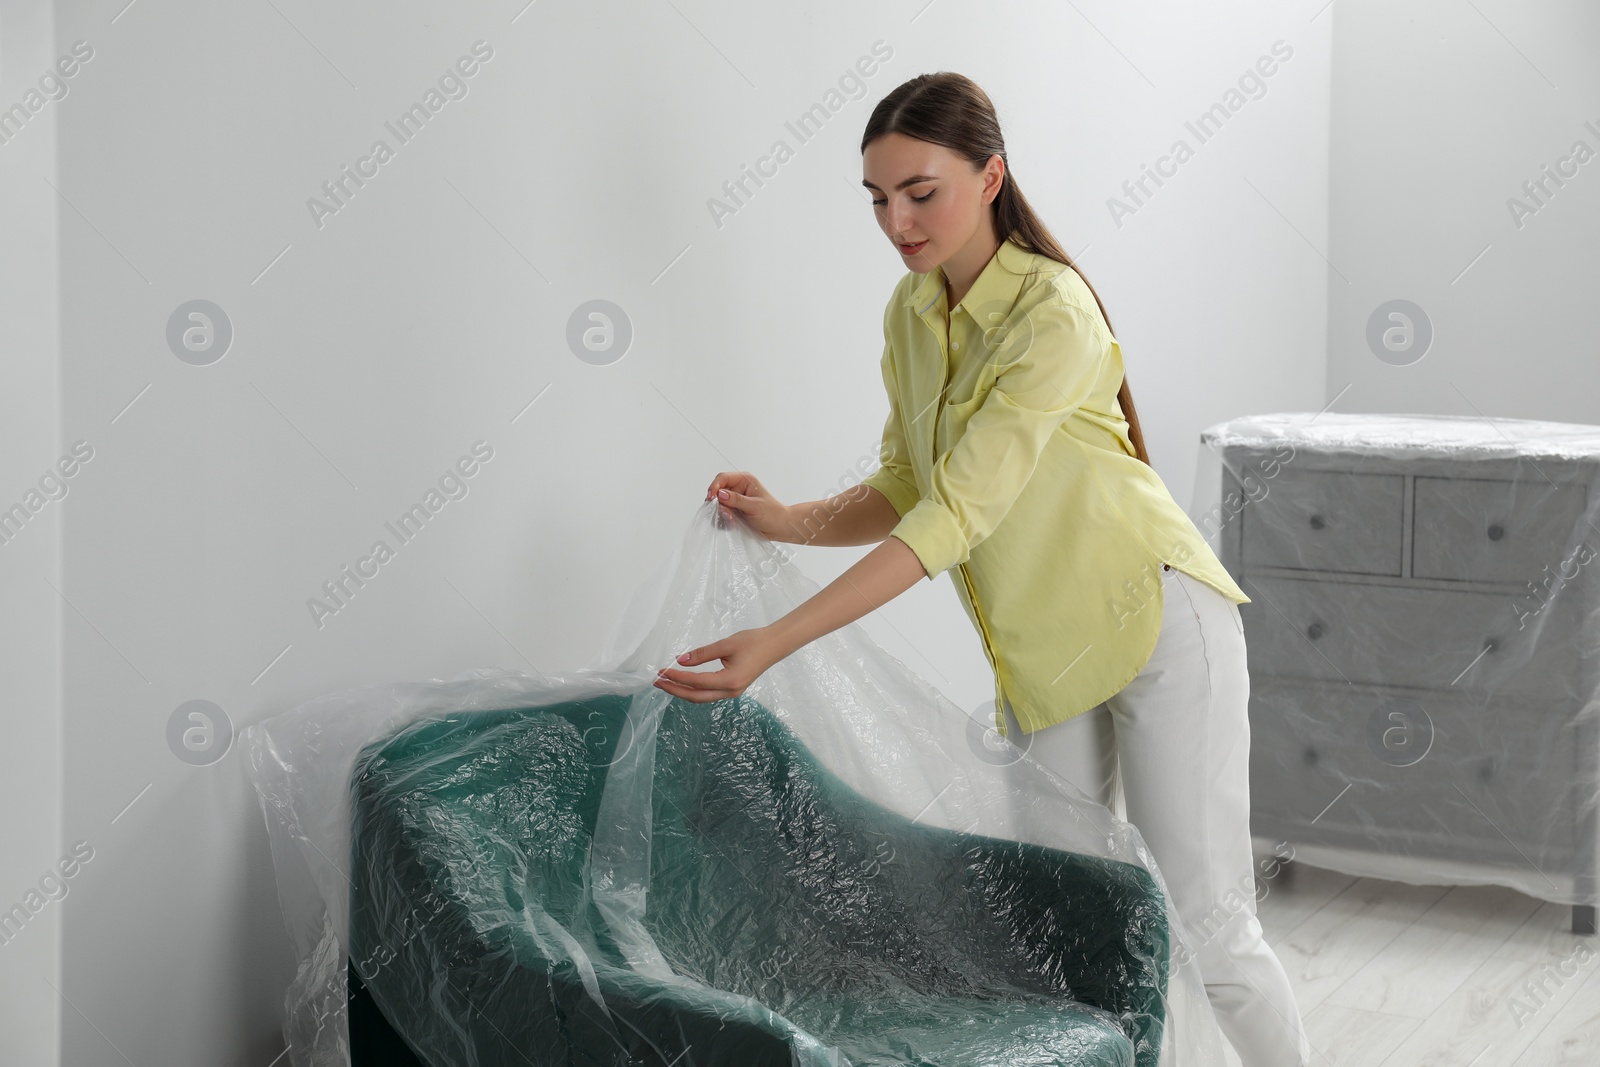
[243,499,1233,1066]
[1192,412,1600,926]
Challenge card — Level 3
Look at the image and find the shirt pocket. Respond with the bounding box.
[935,389,987,451]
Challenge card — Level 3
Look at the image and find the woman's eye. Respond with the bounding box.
[869,191,935,206]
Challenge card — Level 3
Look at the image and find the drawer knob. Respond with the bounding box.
[1309,513,1326,530]
[1306,621,1326,640]
[1487,523,1504,541]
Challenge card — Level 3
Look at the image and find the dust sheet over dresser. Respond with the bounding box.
[1196,412,1600,934]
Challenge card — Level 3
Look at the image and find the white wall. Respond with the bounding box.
[0,1,64,1062]
[1328,0,1600,421]
[22,1,1329,1062]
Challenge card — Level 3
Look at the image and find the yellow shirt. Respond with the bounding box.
[859,235,1249,738]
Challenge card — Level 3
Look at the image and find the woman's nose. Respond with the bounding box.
[884,201,912,235]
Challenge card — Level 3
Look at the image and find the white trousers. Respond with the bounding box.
[1002,564,1311,1067]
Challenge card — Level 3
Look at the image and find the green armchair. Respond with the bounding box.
[347,691,1173,1066]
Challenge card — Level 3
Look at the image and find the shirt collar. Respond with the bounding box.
[904,234,1038,319]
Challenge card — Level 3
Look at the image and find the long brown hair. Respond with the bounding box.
[861,72,1152,466]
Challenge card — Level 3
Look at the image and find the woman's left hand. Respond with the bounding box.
[653,626,791,703]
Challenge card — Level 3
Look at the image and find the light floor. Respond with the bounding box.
[1218,856,1600,1066]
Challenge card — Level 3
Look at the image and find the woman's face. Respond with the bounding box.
[862,132,1003,274]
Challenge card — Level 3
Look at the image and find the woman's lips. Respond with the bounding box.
[898,240,927,255]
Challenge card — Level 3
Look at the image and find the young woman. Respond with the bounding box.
[652,72,1311,1067]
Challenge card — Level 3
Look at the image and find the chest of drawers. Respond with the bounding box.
[1201,413,1600,934]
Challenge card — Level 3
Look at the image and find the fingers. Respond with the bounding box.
[705,471,761,500]
[653,668,740,703]
[655,651,729,688]
[672,642,723,666]
[652,668,732,694]
[705,471,739,499]
[656,681,738,704]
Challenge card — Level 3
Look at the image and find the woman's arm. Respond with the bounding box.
[771,531,929,647]
[779,483,903,547]
[703,473,904,548]
[653,522,928,703]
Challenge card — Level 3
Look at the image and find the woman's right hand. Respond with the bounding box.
[705,472,795,541]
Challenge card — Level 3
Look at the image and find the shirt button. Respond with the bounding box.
[952,341,961,350]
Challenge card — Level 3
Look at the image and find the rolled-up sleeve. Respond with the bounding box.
[858,331,921,519]
[889,298,1113,579]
